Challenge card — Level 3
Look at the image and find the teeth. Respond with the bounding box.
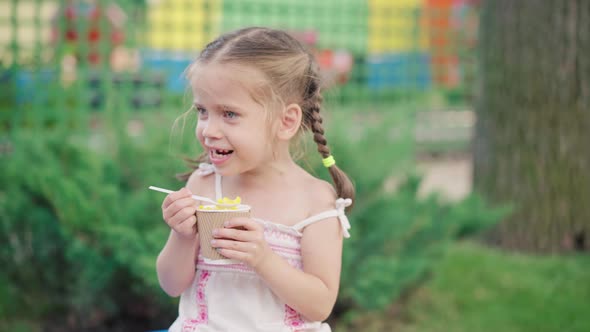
[212,149,233,156]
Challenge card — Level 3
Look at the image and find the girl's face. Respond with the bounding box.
[191,63,276,176]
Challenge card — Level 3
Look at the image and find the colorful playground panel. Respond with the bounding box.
[367,52,431,90]
[367,0,431,89]
[143,0,469,91]
[145,0,365,91]
[221,0,368,56]
[368,0,429,54]
[147,0,222,52]
[2,0,475,103]
[140,50,193,93]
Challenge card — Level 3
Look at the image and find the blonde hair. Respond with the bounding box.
[179,27,355,205]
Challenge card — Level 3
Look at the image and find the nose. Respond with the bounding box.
[201,118,222,139]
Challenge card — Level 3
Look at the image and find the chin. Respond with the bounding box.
[212,165,238,177]
[215,163,261,177]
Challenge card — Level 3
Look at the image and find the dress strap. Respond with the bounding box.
[215,173,222,201]
[195,163,222,200]
[292,198,352,238]
[195,163,215,176]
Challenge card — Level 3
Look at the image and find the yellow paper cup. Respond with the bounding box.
[196,204,251,260]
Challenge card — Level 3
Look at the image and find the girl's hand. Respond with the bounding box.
[161,188,198,240]
[211,217,271,268]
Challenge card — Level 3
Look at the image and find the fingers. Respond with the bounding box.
[160,187,198,239]
[211,239,264,265]
[162,187,193,210]
[164,196,197,225]
[211,239,259,253]
[224,217,264,232]
[177,215,197,235]
[210,218,270,267]
[212,218,263,242]
[213,227,253,242]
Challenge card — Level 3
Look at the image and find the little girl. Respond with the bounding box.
[156,26,355,332]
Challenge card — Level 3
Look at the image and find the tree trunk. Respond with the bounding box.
[473,0,590,252]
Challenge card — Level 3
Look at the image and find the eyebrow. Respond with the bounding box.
[193,102,241,112]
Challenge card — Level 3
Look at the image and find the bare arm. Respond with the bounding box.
[156,230,199,297]
[156,172,213,297]
[255,218,343,321]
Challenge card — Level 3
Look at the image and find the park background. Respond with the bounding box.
[1,0,589,331]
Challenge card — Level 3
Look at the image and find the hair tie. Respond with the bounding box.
[322,155,336,168]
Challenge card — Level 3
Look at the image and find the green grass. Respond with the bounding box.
[337,241,590,332]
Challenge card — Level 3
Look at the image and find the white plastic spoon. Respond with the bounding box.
[148,186,239,208]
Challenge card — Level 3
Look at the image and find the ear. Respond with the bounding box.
[277,103,303,140]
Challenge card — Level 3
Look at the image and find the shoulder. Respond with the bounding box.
[303,175,337,216]
[185,165,216,198]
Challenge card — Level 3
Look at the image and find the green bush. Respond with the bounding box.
[1,103,507,330]
[309,108,509,316]
[0,114,190,328]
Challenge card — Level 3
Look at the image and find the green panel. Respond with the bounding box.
[222,0,368,55]
[0,0,479,131]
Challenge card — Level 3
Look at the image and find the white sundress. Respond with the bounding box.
[168,163,352,332]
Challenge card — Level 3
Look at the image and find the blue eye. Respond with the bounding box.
[196,107,208,117]
[224,111,238,119]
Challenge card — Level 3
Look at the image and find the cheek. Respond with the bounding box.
[196,123,205,142]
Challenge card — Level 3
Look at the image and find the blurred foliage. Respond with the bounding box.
[0,110,196,329]
[0,0,500,330]
[0,102,506,329]
[339,180,507,312]
[336,241,590,332]
[306,106,509,316]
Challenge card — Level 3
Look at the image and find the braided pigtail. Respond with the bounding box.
[181,27,355,209]
[306,78,355,211]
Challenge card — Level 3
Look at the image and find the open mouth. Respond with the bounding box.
[210,149,234,159]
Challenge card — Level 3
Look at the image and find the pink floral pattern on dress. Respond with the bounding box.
[284,304,305,331]
[264,227,301,245]
[181,270,212,331]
